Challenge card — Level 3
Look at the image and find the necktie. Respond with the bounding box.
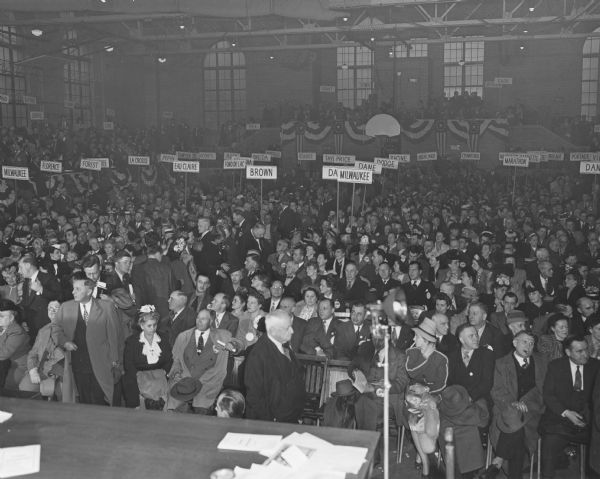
[522,357,529,369]
[197,332,204,354]
[282,344,291,360]
[270,301,277,312]
[412,281,417,287]
[463,351,470,367]
[122,273,130,286]
[83,306,89,323]
[574,366,582,391]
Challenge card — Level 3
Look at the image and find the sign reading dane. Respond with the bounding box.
[2,166,29,180]
[246,165,277,179]
[580,161,600,175]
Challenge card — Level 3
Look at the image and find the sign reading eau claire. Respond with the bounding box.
[173,161,200,173]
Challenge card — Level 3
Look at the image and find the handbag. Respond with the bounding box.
[136,369,168,401]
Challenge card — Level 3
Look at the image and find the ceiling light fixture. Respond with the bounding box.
[31,28,43,37]
[158,57,167,63]
[179,24,185,30]
[342,16,349,22]
[523,29,528,33]
[104,45,114,52]
[231,41,237,47]
[269,55,275,60]
[370,36,375,42]
[519,45,525,50]
[528,6,535,11]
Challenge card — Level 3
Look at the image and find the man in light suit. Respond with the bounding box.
[539,335,599,478]
[167,309,231,414]
[53,276,123,406]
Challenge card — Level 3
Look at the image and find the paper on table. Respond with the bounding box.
[0,444,41,478]
[0,411,12,424]
[309,445,368,474]
[259,432,332,457]
[217,433,282,452]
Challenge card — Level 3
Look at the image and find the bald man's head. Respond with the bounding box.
[265,310,294,344]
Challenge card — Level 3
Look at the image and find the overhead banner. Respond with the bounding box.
[159,154,177,163]
[224,158,248,169]
[337,168,373,184]
[354,161,382,174]
[323,154,355,165]
[570,152,599,162]
[40,161,62,173]
[128,156,150,166]
[374,157,399,169]
[417,152,437,161]
[80,159,102,171]
[580,161,600,174]
[389,154,411,163]
[2,166,29,180]
[502,154,529,167]
[298,152,317,161]
[246,165,277,179]
[251,153,271,162]
[460,152,480,161]
[173,161,200,173]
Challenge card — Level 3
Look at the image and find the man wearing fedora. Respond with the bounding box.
[485,330,548,479]
[539,335,599,478]
[244,310,305,423]
[167,308,231,414]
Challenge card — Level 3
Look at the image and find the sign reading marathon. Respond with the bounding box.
[224,158,249,169]
[128,156,150,166]
[173,161,200,173]
[246,165,277,179]
[501,153,529,167]
[354,161,382,174]
[417,152,437,162]
[323,154,356,165]
[580,161,600,175]
[176,151,217,161]
[570,152,599,162]
[40,161,63,173]
[337,168,373,184]
[80,159,102,171]
[2,166,29,180]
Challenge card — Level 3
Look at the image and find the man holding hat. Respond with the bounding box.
[486,331,547,479]
[167,309,231,413]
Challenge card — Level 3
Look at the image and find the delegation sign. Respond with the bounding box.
[2,166,29,180]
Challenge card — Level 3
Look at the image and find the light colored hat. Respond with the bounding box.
[412,317,437,343]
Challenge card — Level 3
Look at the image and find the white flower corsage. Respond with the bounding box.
[140,305,156,313]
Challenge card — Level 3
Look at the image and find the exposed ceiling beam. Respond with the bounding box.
[131,14,600,42]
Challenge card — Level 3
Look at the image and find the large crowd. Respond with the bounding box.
[1,122,600,479]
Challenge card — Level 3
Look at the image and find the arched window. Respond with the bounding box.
[582,32,600,120]
[204,41,245,126]
[0,26,26,127]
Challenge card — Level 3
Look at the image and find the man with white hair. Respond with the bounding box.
[244,310,306,423]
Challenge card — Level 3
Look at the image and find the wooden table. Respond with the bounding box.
[0,398,379,479]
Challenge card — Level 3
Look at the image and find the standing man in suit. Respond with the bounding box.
[194,217,222,283]
[209,293,239,336]
[405,261,436,310]
[486,331,547,479]
[448,323,495,403]
[81,255,109,299]
[244,309,306,423]
[539,335,599,478]
[53,277,123,406]
[468,302,504,359]
[19,255,62,344]
[162,291,196,347]
[167,309,231,414]
[105,250,134,298]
